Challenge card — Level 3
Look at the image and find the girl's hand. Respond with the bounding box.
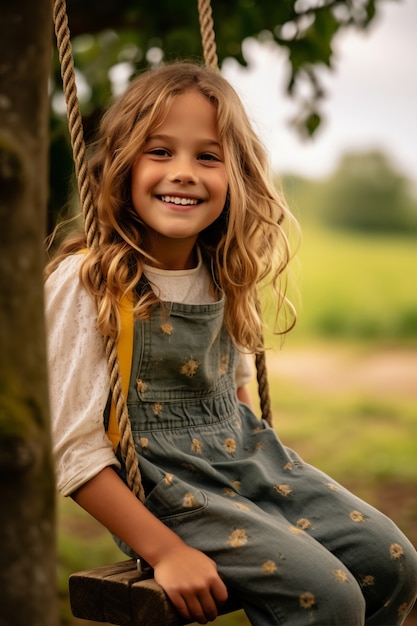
[72,469,227,623]
[153,543,228,624]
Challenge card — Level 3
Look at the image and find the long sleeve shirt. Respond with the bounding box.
[45,253,253,496]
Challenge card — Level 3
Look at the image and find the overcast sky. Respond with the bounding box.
[222,0,417,185]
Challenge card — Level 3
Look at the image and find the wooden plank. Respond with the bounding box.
[128,577,182,626]
[70,560,181,625]
[69,560,143,623]
[69,560,241,625]
[129,579,241,626]
[101,565,177,626]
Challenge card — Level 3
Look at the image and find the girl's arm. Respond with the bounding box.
[237,385,252,407]
[72,467,228,624]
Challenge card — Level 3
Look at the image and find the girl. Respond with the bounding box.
[45,62,417,625]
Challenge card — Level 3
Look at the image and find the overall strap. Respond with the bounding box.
[107,292,134,451]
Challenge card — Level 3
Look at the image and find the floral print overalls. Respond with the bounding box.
[113,298,417,625]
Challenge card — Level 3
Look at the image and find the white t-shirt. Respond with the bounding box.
[45,254,253,496]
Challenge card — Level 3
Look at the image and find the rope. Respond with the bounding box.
[53,0,98,250]
[197,0,219,70]
[53,0,144,501]
[255,350,272,426]
[104,335,144,499]
[196,1,272,425]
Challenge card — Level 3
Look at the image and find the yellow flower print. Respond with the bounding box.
[136,379,148,393]
[227,528,248,548]
[231,480,241,491]
[183,493,197,508]
[398,602,409,616]
[274,484,292,497]
[153,402,163,416]
[288,526,304,536]
[233,502,251,511]
[283,462,293,471]
[164,473,174,485]
[296,518,312,531]
[223,488,237,498]
[219,354,229,375]
[390,543,404,559]
[139,437,149,449]
[254,441,264,452]
[191,438,203,454]
[333,569,349,583]
[160,322,173,335]
[224,438,237,455]
[262,560,277,574]
[349,510,366,523]
[325,482,340,492]
[360,575,375,587]
[299,592,315,609]
[180,358,201,377]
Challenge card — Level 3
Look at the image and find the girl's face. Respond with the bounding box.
[131,90,228,269]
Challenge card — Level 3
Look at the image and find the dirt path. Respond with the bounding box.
[265,346,417,398]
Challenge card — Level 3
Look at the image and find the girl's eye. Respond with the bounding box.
[148,148,170,157]
[198,153,221,162]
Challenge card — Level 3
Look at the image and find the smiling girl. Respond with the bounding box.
[131,90,228,268]
[45,62,417,625]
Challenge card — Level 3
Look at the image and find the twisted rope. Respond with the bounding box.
[53,0,144,501]
[53,0,98,249]
[196,1,273,425]
[197,0,219,70]
[255,350,272,426]
[104,335,144,500]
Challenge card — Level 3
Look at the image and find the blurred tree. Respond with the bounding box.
[49,0,387,231]
[320,151,417,234]
[55,0,382,134]
[0,1,58,625]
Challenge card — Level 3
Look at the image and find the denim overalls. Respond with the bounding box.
[113,298,417,625]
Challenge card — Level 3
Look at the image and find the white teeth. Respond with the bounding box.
[161,195,199,206]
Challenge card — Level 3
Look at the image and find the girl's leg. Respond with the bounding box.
[157,484,367,626]
[250,449,417,626]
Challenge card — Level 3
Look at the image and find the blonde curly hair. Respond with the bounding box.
[46,61,297,351]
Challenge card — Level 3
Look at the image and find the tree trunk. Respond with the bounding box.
[0,1,58,625]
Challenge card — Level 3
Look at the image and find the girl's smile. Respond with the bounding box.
[131,90,228,269]
[157,195,202,208]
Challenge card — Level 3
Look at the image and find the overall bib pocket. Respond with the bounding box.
[144,474,208,522]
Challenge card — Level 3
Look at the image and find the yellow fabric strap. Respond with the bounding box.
[77,250,133,451]
[107,291,134,451]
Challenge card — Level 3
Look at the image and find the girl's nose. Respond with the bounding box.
[168,159,198,185]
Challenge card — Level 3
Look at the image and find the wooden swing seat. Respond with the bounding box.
[69,559,241,625]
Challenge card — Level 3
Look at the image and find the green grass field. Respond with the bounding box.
[265,365,417,482]
[58,226,417,626]
[263,226,417,348]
